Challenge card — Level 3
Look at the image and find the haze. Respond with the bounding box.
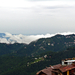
[0,0,75,35]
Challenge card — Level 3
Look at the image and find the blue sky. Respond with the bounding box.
[0,0,75,35]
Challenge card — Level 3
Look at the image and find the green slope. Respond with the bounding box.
[16,34,75,56]
[0,46,75,75]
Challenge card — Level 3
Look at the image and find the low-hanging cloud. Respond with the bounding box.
[0,32,74,44]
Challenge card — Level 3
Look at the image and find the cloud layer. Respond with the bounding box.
[0,32,74,44]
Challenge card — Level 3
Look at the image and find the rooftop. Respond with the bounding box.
[36,64,61,75]
[64,60,75,63]
[59,65,75,72]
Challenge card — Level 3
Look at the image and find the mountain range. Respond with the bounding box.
[0,32,75,44]
[0,33,75,56]
[0,32,75,75]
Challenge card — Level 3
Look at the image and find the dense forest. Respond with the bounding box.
[0,46,75,75]
[0,34,75,75]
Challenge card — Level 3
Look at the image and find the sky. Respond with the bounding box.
[0,0,75,35]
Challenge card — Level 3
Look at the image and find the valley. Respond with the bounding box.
[0,34,75,75]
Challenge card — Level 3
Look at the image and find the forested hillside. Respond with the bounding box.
[16,34,75,56]
[0,46,75,75]
[0,43,26,55]
[0,34,75,75]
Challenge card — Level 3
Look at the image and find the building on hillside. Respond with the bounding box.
[36,58,75,75]
[36,64,61,75]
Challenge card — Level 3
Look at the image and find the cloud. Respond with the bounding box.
[0,0,75,9]
[0,1,75,35]
[0,0,34,8]
[0,32,74,44]
[0,38,9,44]
[43,6,73,9]
[27,0,75,1]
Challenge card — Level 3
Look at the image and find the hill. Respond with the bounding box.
[16,34,75,56]
[0,46,75,75]
[0,34,75,75]
[0,43,27,55]
[0,34,75,56]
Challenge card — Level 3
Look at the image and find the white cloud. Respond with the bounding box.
[0,32,74,44]
[0,38,9,44]
[0,0,32,8]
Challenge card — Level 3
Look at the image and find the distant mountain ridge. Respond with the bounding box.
[0,32,75,75]
[0,33,5,38]
[0,33,75,56]
[0,32,75,44]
